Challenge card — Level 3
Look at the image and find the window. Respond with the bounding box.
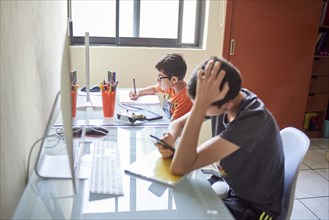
[68,0,205,48]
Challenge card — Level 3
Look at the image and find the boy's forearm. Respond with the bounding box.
[170,104,207,175]
[137,85,157,96]
[167,112,189,139]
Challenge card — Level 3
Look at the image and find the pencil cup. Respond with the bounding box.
[71,91,77,118]
[102,91,116,117]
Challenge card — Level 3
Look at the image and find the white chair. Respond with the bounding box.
[278,127,310,220]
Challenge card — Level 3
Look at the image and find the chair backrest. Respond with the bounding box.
[278,127,310,220]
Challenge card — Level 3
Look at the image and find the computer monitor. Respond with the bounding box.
[74,32,94,108]
[34,72,81,193]
[61,64,79,193]
[85,32,91,103]
[33,27,85,195]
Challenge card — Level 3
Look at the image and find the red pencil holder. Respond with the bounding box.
[102,91,116,117]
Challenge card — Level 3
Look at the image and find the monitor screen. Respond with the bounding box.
[61,65,79,192]
[34,32,81,193]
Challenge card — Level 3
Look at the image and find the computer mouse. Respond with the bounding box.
[211,181,229,199]
[85,126,109,136]
[81,85,100,93]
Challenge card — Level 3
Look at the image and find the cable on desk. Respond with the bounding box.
[26,131,65,184]
[44,131,64,149]
[26,137,43,184]
[90,126,109,135]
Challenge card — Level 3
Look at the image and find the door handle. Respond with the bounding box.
[230,39,235,55]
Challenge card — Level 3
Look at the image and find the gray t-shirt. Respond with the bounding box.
[211,88,284,217]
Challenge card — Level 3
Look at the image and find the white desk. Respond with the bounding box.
[55,93,170,127]
[13,92,233,219]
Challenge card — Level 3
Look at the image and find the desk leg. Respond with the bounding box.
[130,130,137,211]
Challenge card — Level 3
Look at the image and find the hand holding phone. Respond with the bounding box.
[150,134,175,153]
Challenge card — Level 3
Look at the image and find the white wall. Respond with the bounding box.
[70,0,227,144]
[0,1,68,218]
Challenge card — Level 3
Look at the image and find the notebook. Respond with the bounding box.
[124,150,186,186]
[119,90,160,105]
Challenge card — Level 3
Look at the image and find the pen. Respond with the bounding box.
[112,72,116,83]
[133,78,136,94]
[114,81,119,91]
[108,71,112,82]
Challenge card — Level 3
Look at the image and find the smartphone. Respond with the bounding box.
[150,134,175,152]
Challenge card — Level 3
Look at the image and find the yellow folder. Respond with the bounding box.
[124,150,186,186]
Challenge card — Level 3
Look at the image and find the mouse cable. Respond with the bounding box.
[26,137,43,184]
[57,127,83,135]
[90,126,108,135]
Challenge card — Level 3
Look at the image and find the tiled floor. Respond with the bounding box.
[290,138,329,220]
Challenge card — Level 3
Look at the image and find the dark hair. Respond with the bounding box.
[155,53,187,80]
[187,56,242,108]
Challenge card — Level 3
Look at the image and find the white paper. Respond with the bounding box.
[119,90,160,105]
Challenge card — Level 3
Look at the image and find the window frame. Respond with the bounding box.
[68,0,205,48]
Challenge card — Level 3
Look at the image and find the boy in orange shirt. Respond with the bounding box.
[129,53,192,121]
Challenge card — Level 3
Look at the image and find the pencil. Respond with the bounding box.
[133,78,136,94]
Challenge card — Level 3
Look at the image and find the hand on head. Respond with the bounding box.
[195,59,229,107]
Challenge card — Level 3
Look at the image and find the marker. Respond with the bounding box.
[112,72,116,83]
[114,81,119,91]
[133,78,136,94]
[108,71,112,82]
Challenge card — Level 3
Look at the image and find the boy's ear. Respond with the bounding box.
[171,76,179,84]
[223,102,234,110]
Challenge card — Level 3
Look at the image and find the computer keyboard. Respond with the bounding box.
[89,140,124,196]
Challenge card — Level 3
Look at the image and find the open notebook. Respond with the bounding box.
[124,150,186,186]
[119,90,160,105]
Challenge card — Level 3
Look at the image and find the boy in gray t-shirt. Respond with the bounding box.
[156,57,284,219]
[211,88,284,219]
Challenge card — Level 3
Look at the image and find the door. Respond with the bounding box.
[223,0,323,129]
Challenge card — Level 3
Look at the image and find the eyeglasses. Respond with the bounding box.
[157,75,170,81]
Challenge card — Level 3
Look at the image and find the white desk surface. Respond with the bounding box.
[13,92,233,219]
[55,92,170,127]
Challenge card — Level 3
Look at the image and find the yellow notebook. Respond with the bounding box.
[124,150,186,186]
